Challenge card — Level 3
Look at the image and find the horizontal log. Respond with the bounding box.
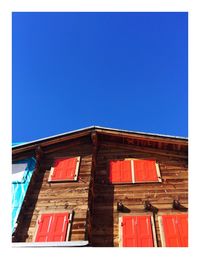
[35,192,89,199]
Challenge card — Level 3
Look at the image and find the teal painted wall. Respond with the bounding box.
[12,157,36,232]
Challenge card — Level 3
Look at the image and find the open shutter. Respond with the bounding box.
[109,160,132,183]
[161,214,188,247]
[134,160,158,182]
[49,212,70,241]
[121,216,154,247]
[35,214,53,242]
[50,157,78,181]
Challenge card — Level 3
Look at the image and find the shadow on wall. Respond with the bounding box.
[92,184,114,246]
[90,152,114,247]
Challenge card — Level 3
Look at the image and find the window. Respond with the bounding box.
[48,157,80,182]
[12,163,28,183]
[34,212,72,242]
[158,214,188,247]
[109,159,161,184]
[119,215,157,247]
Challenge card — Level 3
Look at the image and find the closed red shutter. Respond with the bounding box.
[177,214,188,247]
[49,213,69,241]
[35,212,70,242]
[134,160,158,182]
[161,214,188,247]
[35,214,53,242]
[109,160,132,183]
[51,157,77,181]
[122,216,154,247]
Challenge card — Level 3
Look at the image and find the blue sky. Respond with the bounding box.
[12,12,188,142]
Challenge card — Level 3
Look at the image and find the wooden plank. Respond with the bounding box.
[151,216,157,247]
[13,147,92,243]
[101,142,187,159]
[118,217,122,247]
[13,130,188,247]
[96,129,187,146]
[12,132,91,155]
[158,216,166,247]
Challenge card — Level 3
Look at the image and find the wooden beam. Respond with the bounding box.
[101,141,188,159]
[12,131,91,155]
[96,129,188,146]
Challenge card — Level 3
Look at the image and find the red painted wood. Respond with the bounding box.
[109,160,132,183]
[35,212,70,242]
[134,159,158,182]
[122,216,154,247]
[177,214,188,247]
[35,214,53,242]
[137,215,154,247]
[49,213,69,241]
[51,157,77,181]
[162,214,188,247]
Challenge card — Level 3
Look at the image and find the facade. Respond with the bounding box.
[12,126,188,247]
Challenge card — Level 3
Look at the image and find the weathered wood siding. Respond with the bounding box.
[13,130,188,247]
[14,142,92,242]
[91,143,188,247]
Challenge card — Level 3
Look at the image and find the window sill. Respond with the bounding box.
[12,240,89,248]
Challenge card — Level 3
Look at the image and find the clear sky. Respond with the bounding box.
[12,12,188,142]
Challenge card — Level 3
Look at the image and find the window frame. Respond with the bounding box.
[48,156,81,183]
[12,162,28,183]
[158,213,188,247]
[109,158,162,184]
[33,210,73,242]
[118,213,157,247]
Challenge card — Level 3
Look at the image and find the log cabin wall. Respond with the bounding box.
[13,137,93,243]
[91,136,188,247]
[12,128,188,247]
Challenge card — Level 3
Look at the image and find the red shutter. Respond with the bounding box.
[35,214,53,242]
[109,160,132,183]
[35,213,70,242]
[122,216,154,247]
[49,212,69,241]
[134,160,158,182]
[137,215,154,247]
[177,214,188,247]
[51,157,77,181]
[161,214,188,247]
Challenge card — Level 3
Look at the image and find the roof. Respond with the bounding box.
[12,142,27,147]
[12,125,188,150]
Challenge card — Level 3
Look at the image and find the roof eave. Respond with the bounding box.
[12,125,188,151]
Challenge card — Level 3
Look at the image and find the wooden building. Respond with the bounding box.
[12,126,188,247]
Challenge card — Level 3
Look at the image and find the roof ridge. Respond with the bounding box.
[12,125,188,149]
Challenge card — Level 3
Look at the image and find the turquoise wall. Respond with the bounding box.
[12,157,36,233]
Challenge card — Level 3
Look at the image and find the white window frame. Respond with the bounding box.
[109,158,162,184]
[33,210,73,242]
[158,213,188,247]
[48,156,81,182]
[158,215,166,247]
[118,213,157,247]
[131,158,162,183]
[12,163,28,183]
